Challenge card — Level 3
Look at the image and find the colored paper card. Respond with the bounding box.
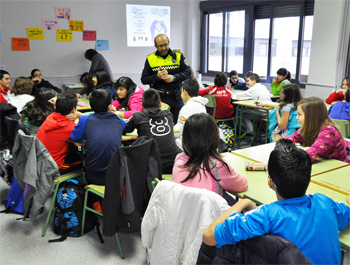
[83,30,96,41]
[69,20,84,32]
[27,28,44,40]
[12,38,30,51]
[56,29,73,42]
[96,40,109,50]
[56,8,71,19]
[42,19,58,30]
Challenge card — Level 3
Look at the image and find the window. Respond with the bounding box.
[270,15,300,80]
[300,16,314,83]
[226,10,245,73]
[200,0,314,86]
[208,13,223,71]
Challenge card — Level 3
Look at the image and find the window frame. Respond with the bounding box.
[200,0,314,88]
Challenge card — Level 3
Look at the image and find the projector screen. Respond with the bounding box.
[126,4,171,47]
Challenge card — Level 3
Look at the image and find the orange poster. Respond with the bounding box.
[12,38,30,51]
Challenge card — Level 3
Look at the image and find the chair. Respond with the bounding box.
[331,119,350,138]
[160,101,170,111]
[141,180,229,264]
[81,184,125,259]
[81,136,161,259]
[196,234,311,264]
[42,169,84,237]
[203,95,235,126]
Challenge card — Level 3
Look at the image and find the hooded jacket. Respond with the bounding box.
[124,107,181,170]
[13,130,59,219]
[174,96,209,146]
[36,112,76,169]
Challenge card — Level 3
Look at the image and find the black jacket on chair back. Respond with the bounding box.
[197,234,311,264]
[103,136,162,236]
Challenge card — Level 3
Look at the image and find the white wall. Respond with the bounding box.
[305,0,350,98]
[0,0,201,88]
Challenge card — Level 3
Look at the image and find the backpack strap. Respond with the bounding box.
[209,159,221,195]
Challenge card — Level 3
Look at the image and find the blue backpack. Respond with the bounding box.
[49,179,102,243]
[1,177,28,216]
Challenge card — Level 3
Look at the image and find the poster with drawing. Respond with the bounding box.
[56,8,71,19]
[69,20,84,31]
[126,4,170,47]
[42,19,58,30]
[96,40,109,50]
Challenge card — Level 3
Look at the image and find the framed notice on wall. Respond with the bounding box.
[126,4,170,47]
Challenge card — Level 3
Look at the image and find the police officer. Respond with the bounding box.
[141,34,191,122]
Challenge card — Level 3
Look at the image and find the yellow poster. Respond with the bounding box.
[69,20,84,32]
[56,29,73,42]
[27,28,44,40]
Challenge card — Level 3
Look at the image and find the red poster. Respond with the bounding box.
[12,38,30,51]
[83,30,96,41]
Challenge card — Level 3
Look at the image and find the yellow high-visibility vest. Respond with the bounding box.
[147,50,182,73]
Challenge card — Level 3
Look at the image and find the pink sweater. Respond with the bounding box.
[112,87,144,119]
[287,125,349,163]
[172,153,248,195]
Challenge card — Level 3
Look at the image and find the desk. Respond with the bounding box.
[63,83,84,90]
[222,152,350,249]
[77,97,91,112]
[231,143,349,176]
[232,100,273,148]
[311,166,350,195]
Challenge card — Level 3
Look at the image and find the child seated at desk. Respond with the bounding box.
[236,73,272,135]
[174,78,208,149]
[203,139,350,265]
[328,89,350,133]
[93,69,116,100]
[112,76,144,119]
[21,88,57,133]
[270,67,291,96]
[8,77,34,114]
[325,76,350,105]
[228,70,247,90]
[123,89,181,174]
[287,97,349,163]
[78,72,95,98]
[256,83,302,142]
[36,92,83,174]
[199,72,234,119]
[30,68,62,95]
[71,89,125,185]
[172,113,248,203]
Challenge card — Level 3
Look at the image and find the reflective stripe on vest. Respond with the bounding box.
[147,50,182,73]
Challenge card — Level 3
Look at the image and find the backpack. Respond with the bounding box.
[1,177,28,216]
[49,179,102,243]
[219,123,235,151]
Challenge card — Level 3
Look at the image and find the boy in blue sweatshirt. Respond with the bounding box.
[203,139,350,264]
[71,89,125,185]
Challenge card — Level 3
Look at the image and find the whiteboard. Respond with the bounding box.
[126,4,170,47]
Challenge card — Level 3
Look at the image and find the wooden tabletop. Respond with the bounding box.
[311,166,350,195]
[231,143,349,176]
[232,99,273,110]
[77,97,91,111]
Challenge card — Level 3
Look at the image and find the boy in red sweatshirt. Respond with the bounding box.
[37,91,83,173]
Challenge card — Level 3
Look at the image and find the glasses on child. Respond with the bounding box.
[34,74,42,77]
[264,167,277,189]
